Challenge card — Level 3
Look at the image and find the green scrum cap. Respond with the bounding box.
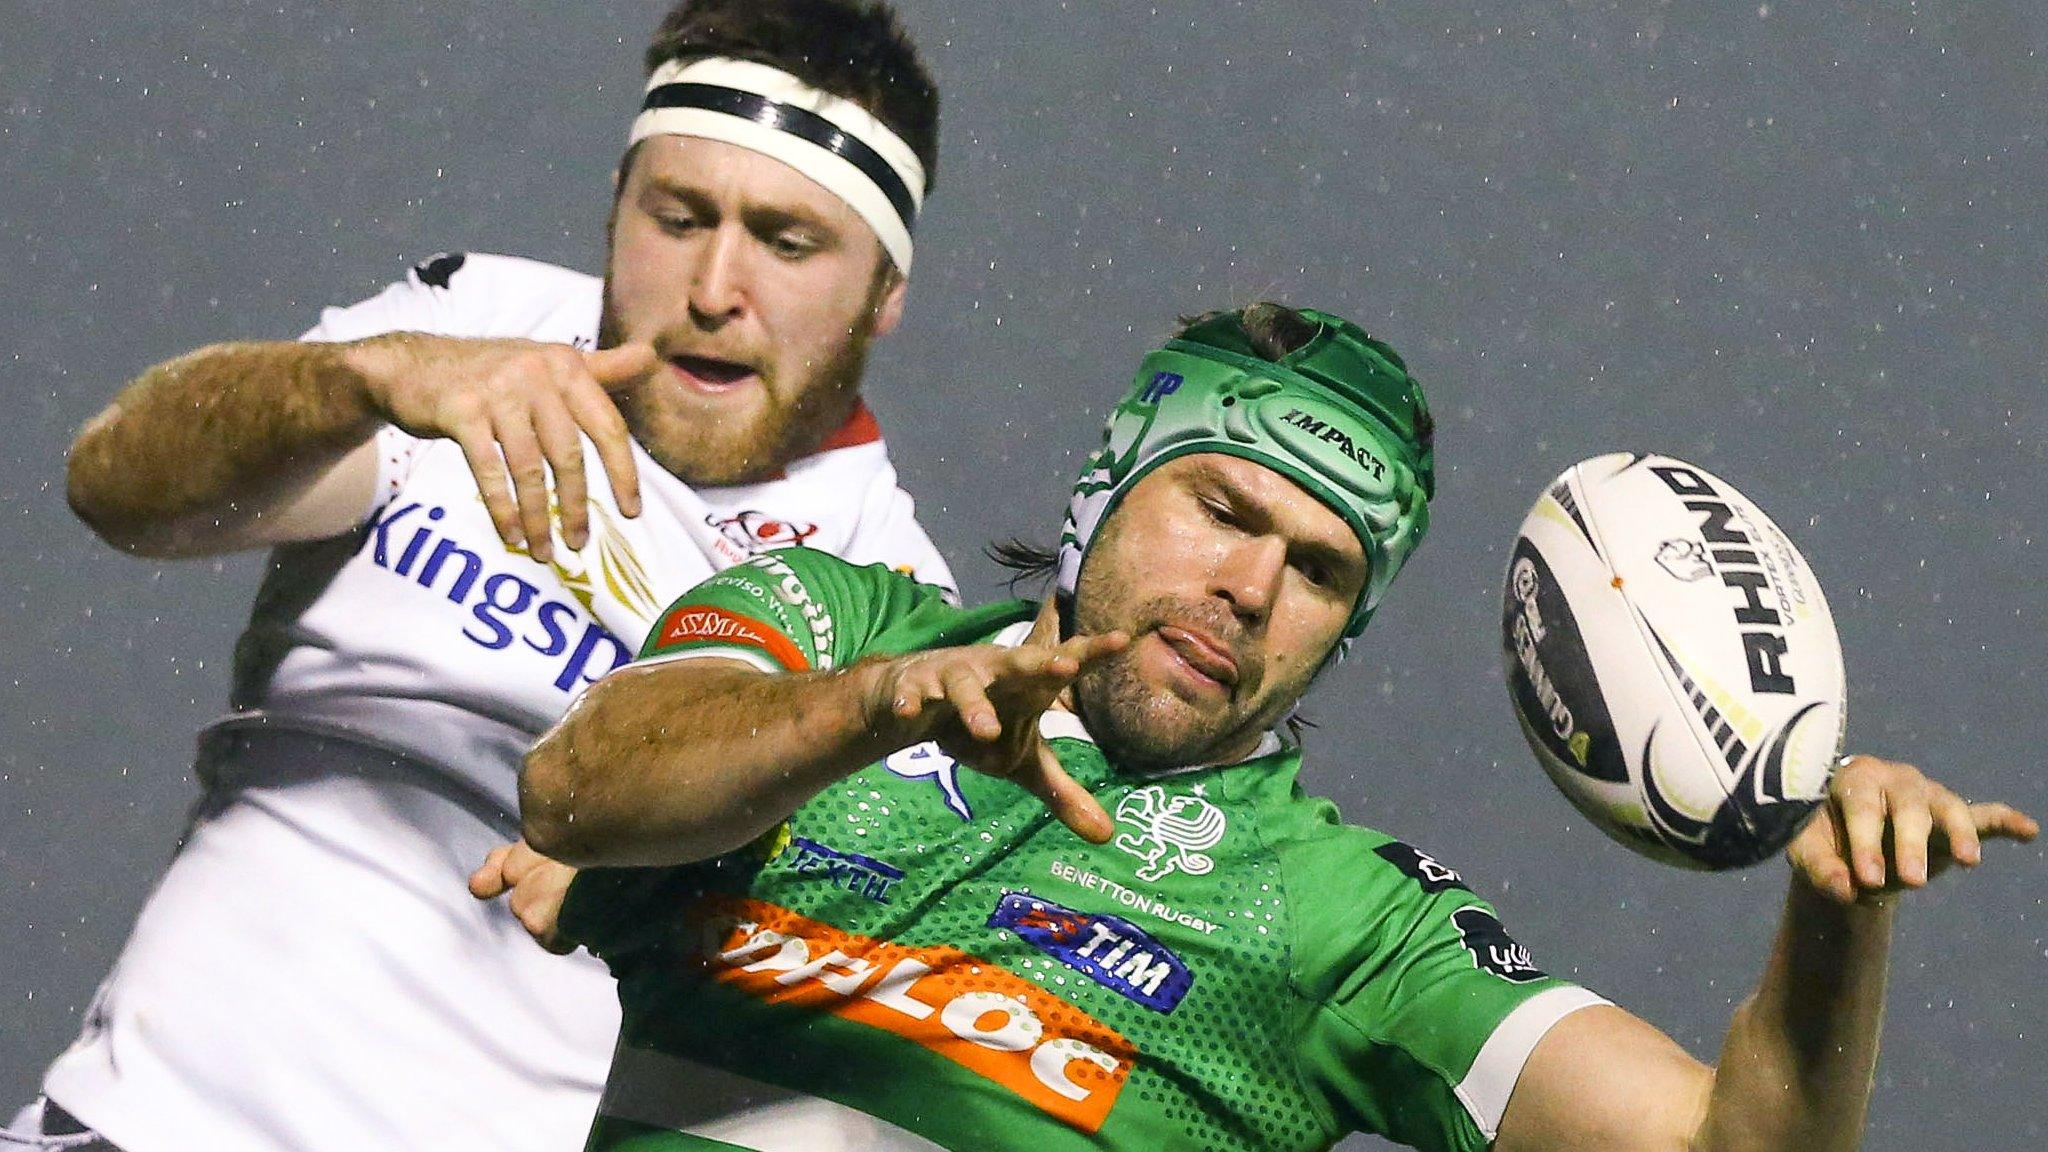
[1056,307,1435,639]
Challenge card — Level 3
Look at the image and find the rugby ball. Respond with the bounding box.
[1501,453,1845,870]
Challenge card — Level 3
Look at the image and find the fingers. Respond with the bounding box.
[1888,788,1935,887]
[529,398,590,552]
[564,381,640,519]
[1006,630,1130,692]
[490,405,557,564]
[889,657,1007,742]
[585,343,659,392]
[1786,807,1858,903]
[1834,775,1891,889]
[509,871,575,955]
[1813,754,2037,899]
[474,841,579,953]
[942,665,1002,742]
[1969,801,2039,844]
[1062,629,1131,666]
[453,425,524,553]
[468,843,514,900]
[1931,792,1982,869]
[1016,740,1114,844]
[1974,803,2039,840]
[431,346,649,558]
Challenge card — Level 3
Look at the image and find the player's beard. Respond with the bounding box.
[595,296,877,487]
[1070,587,1284,773]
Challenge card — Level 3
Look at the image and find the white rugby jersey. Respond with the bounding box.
[42,253,956,1152]
[232,251,954,813]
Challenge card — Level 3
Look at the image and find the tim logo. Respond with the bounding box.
[1113,785,1227,882]
[989,893,1193,1013]
[884,742,972,820]
[709,510,818,552]
[1140,371,1183,405]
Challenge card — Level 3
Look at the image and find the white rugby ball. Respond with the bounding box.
[1501,453,1846,870]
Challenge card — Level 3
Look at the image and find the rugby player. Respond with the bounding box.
[483,302,2035,1151]
[19,3,952,1151]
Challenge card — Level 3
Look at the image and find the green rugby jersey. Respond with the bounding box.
[561,548,1603,1152]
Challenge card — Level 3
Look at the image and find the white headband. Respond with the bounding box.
[629,57,926,272]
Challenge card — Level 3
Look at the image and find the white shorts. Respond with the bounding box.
[39,729,620,1152]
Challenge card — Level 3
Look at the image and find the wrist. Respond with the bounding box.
[1786,863,1901,930]
[843,654,926,751]
[336,332,423,424]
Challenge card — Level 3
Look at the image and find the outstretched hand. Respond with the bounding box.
[1789,753,2037,904]
[871,630,1130,843]
[469,839,581,954]
[353,335,660,562]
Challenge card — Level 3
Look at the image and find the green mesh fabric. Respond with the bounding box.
[561,549,1582,1152]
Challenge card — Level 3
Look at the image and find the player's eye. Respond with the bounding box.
[766,230,821,261]
[1200,497,1241,529]
[655,212,703,236]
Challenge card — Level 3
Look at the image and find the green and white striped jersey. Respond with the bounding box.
[561,548,1603,1152]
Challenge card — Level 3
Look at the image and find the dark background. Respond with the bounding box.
[3,3,2042,1149]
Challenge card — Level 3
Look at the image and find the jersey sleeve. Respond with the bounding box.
[299,254,483,517]
[298,252,476,344]
[634,546,955,674]
[1286,826,1607,1152]
[836,480,961,605]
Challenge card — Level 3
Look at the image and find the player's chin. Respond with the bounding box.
[1126,705,1240,771]
[647,411,789,485]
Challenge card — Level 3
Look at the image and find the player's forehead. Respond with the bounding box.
[626,134,881,243]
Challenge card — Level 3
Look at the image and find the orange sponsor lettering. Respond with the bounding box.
[655,606,809,671]
[691,897,1135,1133]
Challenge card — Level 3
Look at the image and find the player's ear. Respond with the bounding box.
[871,269,909,338]
[606,172,625,247]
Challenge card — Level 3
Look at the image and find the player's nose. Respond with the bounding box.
[1210,535,1284,623]
[686,225,749,326]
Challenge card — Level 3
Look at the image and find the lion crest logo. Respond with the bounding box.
[1113,785,1228,882]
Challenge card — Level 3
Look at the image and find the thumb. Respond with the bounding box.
[585,342,660,391]
[468,847,511,900]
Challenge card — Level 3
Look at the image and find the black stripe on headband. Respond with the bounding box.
[642,82,917,233]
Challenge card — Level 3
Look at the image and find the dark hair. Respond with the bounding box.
[1176,301,1319,360]
[642,0,940,190]
[988,301,1321,587]
[986,537,1062,588]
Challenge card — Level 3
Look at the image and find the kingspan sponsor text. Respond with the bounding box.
[364,501,633,691]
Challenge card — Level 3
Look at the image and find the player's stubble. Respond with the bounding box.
[594,268,892,487]
[1069,514,1321,773]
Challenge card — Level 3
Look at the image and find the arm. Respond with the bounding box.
[67,333,654,561]
[66,340,384,557]
[1493,756,2038,1152]
[520,656,906,867]
[519,625,1128,869]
